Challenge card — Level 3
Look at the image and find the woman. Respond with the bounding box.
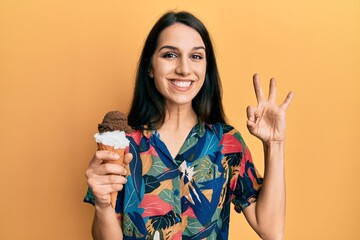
[85,11,294,240]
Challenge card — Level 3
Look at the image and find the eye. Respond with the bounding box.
[190,54,204,61]
[162,52,178,59]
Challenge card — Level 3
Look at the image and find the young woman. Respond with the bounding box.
[85,11,294,240]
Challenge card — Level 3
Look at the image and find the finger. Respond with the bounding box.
[98,163,128,176]
[101,175,128,185]
[91,184,123,200]
[280,91,295,110]
[123,153,133,166]
[268,78,276,102]
[253,73,265,103]
[87,172,127,188]
[246,106,257,122]
[246,119,258,136]
[91,185,111,199]
[90,150,121,166]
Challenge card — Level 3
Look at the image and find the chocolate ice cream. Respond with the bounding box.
[98,111,132,134]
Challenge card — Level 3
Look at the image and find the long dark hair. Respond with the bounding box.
[128,11,226,129]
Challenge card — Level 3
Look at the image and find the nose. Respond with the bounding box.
[175,57,191,76]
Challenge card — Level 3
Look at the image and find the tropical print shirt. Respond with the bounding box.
[84,121,263,240]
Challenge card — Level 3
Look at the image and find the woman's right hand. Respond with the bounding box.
[85,150,133,208]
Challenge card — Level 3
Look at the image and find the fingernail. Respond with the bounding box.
[114,154,120,159]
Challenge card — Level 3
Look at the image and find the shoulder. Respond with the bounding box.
[126,129,146,146]
[207,122,247,154]
[207,122,243,138]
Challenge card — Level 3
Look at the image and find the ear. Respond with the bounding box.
[149,66,154,78]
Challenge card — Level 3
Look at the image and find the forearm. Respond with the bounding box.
[92,205,123,240]
[256,141,286,239]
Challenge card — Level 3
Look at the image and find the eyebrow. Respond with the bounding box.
[158,45,206,52]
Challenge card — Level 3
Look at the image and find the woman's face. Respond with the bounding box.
[150,23,206,108]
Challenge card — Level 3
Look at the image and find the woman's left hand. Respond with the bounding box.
[246,74,294,144]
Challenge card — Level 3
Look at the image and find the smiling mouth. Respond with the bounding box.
[171,80,192,88]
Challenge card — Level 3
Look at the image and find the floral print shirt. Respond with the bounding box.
[84,121,263,240]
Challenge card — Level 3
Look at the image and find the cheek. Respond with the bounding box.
[152,60,175,77]
[153,76,167,95]
[196,64,207,80]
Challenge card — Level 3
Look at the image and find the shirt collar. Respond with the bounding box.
[140,118,216,139]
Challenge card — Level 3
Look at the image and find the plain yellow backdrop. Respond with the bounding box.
[0,0,359,239]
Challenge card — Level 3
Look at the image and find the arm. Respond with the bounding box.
[92,205,123,240]
[85,151,133,240]
[243,74,294,240]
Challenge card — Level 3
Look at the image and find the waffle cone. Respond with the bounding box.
[97,143,126,208]
[97,143,125,165]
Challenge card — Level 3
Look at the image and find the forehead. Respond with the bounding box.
[157,23,205,49]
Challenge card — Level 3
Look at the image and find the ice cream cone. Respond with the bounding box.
[97,143,125,208]
[94,111,132,209]
[97,143,125,165]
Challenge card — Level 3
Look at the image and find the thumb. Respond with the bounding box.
[123,153,133,166]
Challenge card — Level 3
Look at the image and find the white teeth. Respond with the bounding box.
[172,81,192,87]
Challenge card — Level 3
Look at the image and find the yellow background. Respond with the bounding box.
[1,0,359,239]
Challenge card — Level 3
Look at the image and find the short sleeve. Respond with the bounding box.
[83,187,95,205]
[222,127,263,213]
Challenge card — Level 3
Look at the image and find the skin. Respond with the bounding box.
[150,23,207,158]
[85,151,132,239]
[243,74,294,240]
[85,23,294,240]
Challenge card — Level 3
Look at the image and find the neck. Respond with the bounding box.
[161,103,197,131]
